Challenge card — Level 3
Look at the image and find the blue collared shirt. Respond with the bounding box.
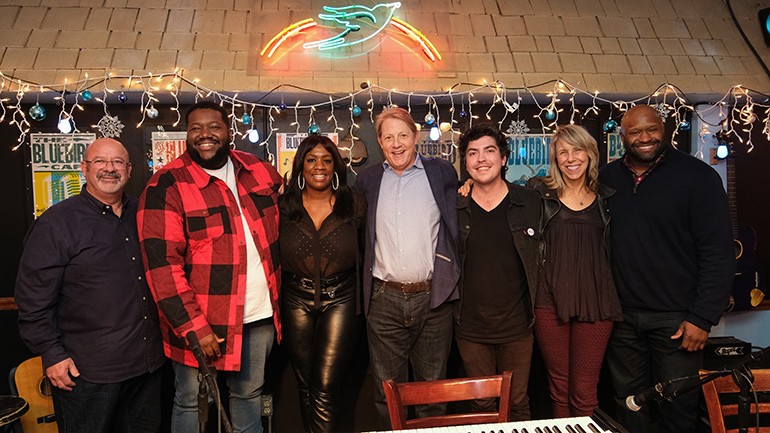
[373,155,440,283]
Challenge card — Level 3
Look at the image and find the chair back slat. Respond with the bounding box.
[701,368,770,433]
[383,371,513,430]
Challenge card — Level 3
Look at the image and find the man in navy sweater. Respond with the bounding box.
[599,105,734,433]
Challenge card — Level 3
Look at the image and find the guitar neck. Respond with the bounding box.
[726,150,739,239]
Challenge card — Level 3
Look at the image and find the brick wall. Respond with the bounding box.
[0,0,769,95]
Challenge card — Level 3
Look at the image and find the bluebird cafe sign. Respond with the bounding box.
[506,134,550,185]
[504,132,625,185]
[30,133,95,217]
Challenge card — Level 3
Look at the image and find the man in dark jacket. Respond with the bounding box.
[356,107,460,428]
[455,124,541,420]
[599,104,734,433]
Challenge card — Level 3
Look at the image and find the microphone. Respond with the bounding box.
[625,381,669,412]
[186,332,215,381]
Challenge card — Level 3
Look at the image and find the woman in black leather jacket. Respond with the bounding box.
[527,124,622,418]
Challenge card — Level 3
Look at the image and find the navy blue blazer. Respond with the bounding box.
[355,155,461,315]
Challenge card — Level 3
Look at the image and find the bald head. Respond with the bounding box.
[620,105,663,135]
[84,138,129,161]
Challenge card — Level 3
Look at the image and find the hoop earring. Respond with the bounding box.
[298,176,305,190]
[332,172,339,191]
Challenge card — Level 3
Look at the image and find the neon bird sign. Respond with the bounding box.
[260,2,442,62]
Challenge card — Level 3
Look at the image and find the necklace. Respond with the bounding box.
[573,186,589,206]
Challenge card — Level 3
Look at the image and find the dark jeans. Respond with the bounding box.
[282,275,359,433]
[456,336,534,421]
[51,368,162,433]
[606,310,704,433]
[366,279,454,429]
[171,320,274,433]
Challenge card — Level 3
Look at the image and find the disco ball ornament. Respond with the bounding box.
[603,119,619,133]
[351,105,362,117]
[28,104,46,121]
[424,113,436,125]
[118,92,127,103]
[678,121,691,131]
[459,110,467,118]
[146,107,159,119]
[81,90,93,102]
[308,123,320,134]
[242,113,252,125]
[544,109,556,121]
[279,103,287,111]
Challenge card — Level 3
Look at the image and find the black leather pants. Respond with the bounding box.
[282,273,359,433]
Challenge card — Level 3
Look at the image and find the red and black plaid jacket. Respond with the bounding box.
[137,150,282,371]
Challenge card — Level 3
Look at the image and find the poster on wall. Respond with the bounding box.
[606,132,625,162]
[417,130,461,174]
[150,131,187,172]
[276,132,339,179]
[506,134,551,185]
[31,133,95,217]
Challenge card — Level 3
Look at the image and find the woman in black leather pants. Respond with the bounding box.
[279,135,365,433]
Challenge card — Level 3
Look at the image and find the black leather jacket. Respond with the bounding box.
[456,182,542,327]
[526,177,615,263]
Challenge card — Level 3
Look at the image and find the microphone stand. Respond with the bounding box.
[187,333,234,433]
[654,345,770,433]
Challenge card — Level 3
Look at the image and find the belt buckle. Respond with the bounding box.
[299,277,314,290]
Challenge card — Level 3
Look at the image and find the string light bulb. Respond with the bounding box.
[58,113,73,133]
[429,125,440,141]
[247,128,260,143]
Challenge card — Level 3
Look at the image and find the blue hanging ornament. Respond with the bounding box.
[308,123,320,134]
[28,104,46,121]
[242,113,252,125]
[279,103,287,111]
[118,92,127,103]
[351,105,362,117]
[424,113,436,125]
[544,109,556,121]
[81,90,93,102]
[603,119,618,133]
[678,120,691,131]
[458,110,467,119]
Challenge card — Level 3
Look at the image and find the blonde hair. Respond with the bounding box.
[543,124,600,194]
[374,106,417,137]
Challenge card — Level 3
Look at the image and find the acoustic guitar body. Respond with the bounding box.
[14,356,58,433]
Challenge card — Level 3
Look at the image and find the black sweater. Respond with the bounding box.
[599,148,734,331]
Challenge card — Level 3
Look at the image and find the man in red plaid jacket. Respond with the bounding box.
[137,101,282,433]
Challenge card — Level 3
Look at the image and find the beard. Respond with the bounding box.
[188,141,230,169]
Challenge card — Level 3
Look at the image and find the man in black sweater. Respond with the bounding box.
[599,105,734,433]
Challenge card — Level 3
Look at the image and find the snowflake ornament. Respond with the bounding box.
[506,119,530,136]
[654,103,671,119]
[97,115,124,138]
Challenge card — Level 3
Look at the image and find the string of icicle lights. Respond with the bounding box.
[1,69,768,164]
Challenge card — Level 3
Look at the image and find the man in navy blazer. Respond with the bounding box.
[355,107,460,428]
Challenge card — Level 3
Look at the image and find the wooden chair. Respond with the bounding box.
[700,368,770,433]
[382,371,513,430]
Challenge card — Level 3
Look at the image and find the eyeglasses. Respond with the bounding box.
[83,159,129,168]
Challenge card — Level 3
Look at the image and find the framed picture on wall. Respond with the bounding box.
[30,133,95,217]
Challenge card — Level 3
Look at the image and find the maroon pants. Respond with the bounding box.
[533,306,614,418]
